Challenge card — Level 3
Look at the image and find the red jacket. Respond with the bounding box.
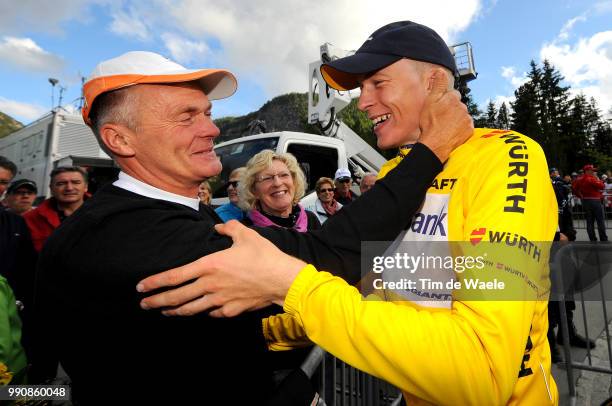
[572,174,605,200]
[23,198,61,252]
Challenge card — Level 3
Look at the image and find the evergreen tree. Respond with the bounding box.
[484,100,497,128]
[457,80,484,126]
[511,62,541,139]
[496,102,510,129]
[585,98,612,170]
[538,59,571,169]
[563,93,590,171]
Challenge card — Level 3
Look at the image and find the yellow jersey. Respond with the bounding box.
[265,129,558,405]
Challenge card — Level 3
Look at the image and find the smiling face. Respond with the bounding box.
[357,59,431,150]
[253,159,295,217]
[335,177,351,194]
[227,172,242,205]
[111,83,221,196]
[317,181,335,203]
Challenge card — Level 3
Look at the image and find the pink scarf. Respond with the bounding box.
[248,204,309,232]
[321,199,339,216]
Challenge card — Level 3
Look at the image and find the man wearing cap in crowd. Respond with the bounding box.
[29,50,472,404]
[137,21,558,405]
[24,167,88,252]
[4,179,37,215]
[333,167,357,205]
[572,164,608,241]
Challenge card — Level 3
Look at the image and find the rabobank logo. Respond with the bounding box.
[404,194,449,241]
[410,210,447,236]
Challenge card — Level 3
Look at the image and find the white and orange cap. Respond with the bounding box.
[82,51,237,125]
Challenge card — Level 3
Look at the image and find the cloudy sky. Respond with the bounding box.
[0,0,610,124]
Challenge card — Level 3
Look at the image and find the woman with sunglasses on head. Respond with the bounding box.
[239,150,320,231]
[306,177,343,225]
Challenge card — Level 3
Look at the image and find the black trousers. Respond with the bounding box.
[583,199,608,241]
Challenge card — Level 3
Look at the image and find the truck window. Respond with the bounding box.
[286,143,339,193]
[212,137,279,197]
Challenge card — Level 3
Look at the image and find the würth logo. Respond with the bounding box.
[470,228,486,245]
[480,130,509,139]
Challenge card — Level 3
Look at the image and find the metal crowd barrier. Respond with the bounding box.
[570,205,612,230]
[551,243,612,405]
[302,346,403,406]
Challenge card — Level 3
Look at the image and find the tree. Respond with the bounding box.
[496,102,510,129]
[457,80,486,127]
[511,63,541,140]
[585,98,612,171]
[484,100,497,128]
[538,59,571,169]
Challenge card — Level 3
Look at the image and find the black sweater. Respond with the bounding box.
[31,143,441,405]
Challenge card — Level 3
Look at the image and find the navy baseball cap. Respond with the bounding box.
[321,21,458,91]
[7,179,37,194]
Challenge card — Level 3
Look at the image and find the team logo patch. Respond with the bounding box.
[480,130,509,139]
[470,227,486,245]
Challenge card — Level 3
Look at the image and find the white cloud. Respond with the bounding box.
[109,9,150,41]
[500,65,528,88]
[492,95,514,111]
[0,36,64,73]
[541,28,612,116]
[0,0,103,35]
[501,66,515,79]
[558,15,586,41]
[160,0,482,96]
[0,97,47,123]
[161,33,209,64]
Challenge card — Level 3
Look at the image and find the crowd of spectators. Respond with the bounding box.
[550,164,610,242]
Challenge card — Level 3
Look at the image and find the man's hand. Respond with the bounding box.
[136,220,306,317]
[418,68,474,162]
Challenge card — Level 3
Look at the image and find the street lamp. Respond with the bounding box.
[48,78,59,110]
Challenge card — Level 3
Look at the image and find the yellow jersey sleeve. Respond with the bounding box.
[262,312,311,351]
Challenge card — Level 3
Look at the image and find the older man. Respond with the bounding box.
[215,167,246,221]
[139,21,558,405]
[30,50,471,404]
[24,167,88,251]
[359,172,377,194]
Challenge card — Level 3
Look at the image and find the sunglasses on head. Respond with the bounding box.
[227,181,239,188]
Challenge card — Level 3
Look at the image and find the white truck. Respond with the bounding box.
[0,110,117,200]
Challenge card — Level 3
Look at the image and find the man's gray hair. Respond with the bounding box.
[88,87,138,157]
